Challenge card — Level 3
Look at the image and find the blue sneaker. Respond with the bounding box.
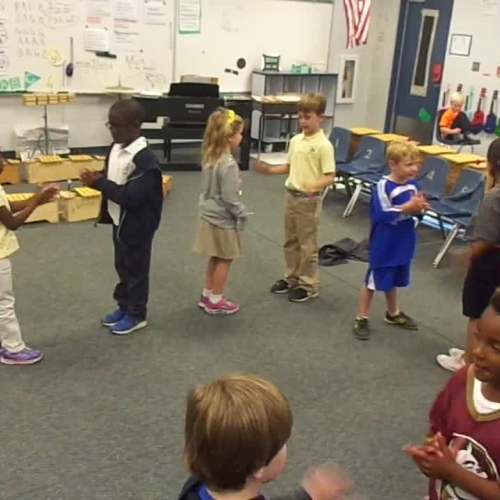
[102,309,126,327]
[111,315,147,335]
[1,347,43,365]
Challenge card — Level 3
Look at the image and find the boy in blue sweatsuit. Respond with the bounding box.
[353,142,428,341]
[81,99,163,335]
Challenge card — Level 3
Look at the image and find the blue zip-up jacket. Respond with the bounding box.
[95,143,163,246]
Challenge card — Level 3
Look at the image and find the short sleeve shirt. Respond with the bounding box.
[0,186,19,259]
[439,108,459,129]
[466,186,500,244]
[285,130,335,192]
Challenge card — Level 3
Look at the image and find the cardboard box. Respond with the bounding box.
[59,187,101,222]
[22,155,104,183]
[6,193,59,224]
[0,160,22,185]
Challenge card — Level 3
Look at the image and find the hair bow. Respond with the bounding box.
[227,109,236,124]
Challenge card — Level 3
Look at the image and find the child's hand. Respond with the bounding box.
[403,193,428,215]
[80,169,102,186]
[403,433,465,481]
[253,161,270,175]
[302,463,352,500]
[35,183,59,205]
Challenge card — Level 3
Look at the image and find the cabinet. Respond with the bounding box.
[251,71,338,157]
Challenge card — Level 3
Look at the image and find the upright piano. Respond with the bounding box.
[134,82,252,170]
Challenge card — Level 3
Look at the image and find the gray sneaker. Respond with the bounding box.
[353,317,371,341]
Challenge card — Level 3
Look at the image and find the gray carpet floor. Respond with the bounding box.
[0,168,468,500]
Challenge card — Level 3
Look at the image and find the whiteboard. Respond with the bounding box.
[174,0,333,92]
[0,0,174,93]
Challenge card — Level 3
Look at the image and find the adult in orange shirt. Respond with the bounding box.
[439,92,479,145]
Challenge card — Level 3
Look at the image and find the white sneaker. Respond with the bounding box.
[449,348,465,360]
[437,354,466,372]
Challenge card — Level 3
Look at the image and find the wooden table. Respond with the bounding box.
[418,145,456,156]
[418,145,457,169]
[372,133,410,143]
[348,127,382,159]
[439,153,487,193]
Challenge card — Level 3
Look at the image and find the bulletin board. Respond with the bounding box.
[0,0,175,94]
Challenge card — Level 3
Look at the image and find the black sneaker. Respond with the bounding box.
[384,311,418,330]
[353,317,371,340]
[271,279,291,294]
[288,287,319,303]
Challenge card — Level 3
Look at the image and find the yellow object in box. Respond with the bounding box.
[7,193,33,202]
[36,94,49,105]
[48,95,59,104]
[75,187,100,198]
[22,94,37,106]
[39,155,63,164]
[68,155,92,162]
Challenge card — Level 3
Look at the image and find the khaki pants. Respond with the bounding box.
[284,191,322,292]
[0,258,25,353]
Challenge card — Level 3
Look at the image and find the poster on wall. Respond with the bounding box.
[481,0,499,15]
[179,0,201,34]
[449,34,472,57]
[337,55,359,104]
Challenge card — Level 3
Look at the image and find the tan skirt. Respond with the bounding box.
[193,219,242,259]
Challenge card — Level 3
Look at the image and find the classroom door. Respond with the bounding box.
[386,0,454,144]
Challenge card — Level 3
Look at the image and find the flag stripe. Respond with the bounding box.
[344,0,371,48]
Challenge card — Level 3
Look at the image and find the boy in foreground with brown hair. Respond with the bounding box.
[179,372,351,500]
[255,92,335,303]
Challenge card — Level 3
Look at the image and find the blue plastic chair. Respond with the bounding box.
[338,136,386,176]
[322,127,352,201]
[415,157,450,200]
[342,163,389,217]
[330,127,351,165]
[428,170,485,217]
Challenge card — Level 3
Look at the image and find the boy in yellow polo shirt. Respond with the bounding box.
[255,93,335,302]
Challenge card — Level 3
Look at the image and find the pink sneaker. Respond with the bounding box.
[198,295,209,311]
[204,297,240,315]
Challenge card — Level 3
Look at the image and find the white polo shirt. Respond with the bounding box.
[107,136,148,225]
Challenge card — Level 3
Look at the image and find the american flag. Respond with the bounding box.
[344,0,372,49]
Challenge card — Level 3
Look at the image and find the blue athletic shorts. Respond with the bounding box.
[365,265,411,292]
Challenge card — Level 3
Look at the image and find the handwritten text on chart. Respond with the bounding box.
[75,58,114,72]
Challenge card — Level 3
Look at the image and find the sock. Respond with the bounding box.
[356,315,368,320]
[387,310,400,318]
[211,293,222,304]
[203,288,212,298]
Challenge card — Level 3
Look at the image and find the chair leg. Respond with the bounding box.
[433,224,459,268]
[343,174,353,197]
[343,183,363,218]
[437,217,447,240]
[321,185,331,202]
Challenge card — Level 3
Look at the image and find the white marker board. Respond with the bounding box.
[1,0,174,93]
[174,0,333,92]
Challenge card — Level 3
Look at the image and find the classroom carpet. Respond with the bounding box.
[0,167,468,500]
